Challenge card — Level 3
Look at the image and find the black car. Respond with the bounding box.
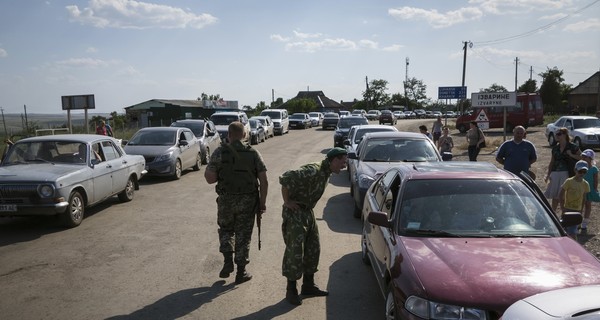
[289,113,312,129]
[379,110,397,125]
[249,119,266,145]
[322,112,340,130]
[333,115,368,147]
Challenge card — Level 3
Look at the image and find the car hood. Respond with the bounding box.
[401,237,600,311]
[575,127,600,135]
[0,163,86,182]
[124,145,176,156]
[357,161,398,178]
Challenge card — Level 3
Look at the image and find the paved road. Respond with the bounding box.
[0,120,415,320]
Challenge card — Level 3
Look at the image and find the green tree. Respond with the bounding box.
[404,77,427,109]
[539,67,564,113]
[480,83,508,92]
[390,93,406,107]
[363,79,390,109]
[198,93,221,101]
[285,98,317,113]
[518,79,538,93]
[271,97,284,108]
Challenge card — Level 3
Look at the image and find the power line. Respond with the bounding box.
[475,0,600,46]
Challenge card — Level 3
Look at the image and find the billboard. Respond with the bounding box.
[438,86,467,99]
[471,92,516,107]
[61,94,95,110]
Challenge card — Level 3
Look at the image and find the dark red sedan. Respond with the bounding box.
[361,162,600,319]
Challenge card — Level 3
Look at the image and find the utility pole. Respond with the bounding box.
[1,107,7,137]
[460,41,472,115]
[405,57,409,110]
[515,57,519,92]
[529,66,533,80]
[365,76,370,109]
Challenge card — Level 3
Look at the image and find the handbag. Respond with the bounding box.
[476,128,486,148]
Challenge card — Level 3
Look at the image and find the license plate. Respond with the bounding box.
[0,204,17,212]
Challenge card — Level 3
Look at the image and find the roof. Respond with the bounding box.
[362,131,431,140]
[19,134,119,144]
[558,115,598,120]
[397,161,512,180]
[277,90,344,110]
[570,71,600,95]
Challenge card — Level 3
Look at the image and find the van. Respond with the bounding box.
[260,109,289,135]
[209,111,251,143]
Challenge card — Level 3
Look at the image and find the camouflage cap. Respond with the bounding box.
[327,147,347,159]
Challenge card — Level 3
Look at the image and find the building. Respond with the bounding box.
[276,91,345,113]
[124,99,239,127]
[568,71,600,114]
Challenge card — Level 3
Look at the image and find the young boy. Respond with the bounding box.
[559,160,590,240]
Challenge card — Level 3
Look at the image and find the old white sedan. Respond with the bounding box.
[0,134,146,227]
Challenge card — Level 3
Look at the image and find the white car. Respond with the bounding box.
[250,115,274,138]
[545,116,600,148]
[501,285,600,319]
[308,112,324,127]
[393,111,405,119]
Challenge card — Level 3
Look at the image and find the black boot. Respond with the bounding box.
[219,252,234,278]
[301,273,329,296]
[286,280,302,305]
[235,265,252,284]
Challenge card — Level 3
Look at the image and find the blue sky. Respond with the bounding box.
[0,0,599,114]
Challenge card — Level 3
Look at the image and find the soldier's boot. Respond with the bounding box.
[219,252,234,278]
[286,280,302,305]
[235,265,252,284]
[301,273,329,296]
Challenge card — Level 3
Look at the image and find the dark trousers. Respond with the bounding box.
[468,145,480,161]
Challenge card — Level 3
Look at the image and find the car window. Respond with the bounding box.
[564,119,573,131]
[397,179,559,236]
[338,117,368,128]
[374,171,400,219]
[183,131,195,142]
[101,141,121,161]
[361,138,439,162]
[354,128,396,144]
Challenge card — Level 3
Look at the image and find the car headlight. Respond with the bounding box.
[357,173,375,189]
[155,151,174,162]
[405,296,488,320]
[38,184,55,198]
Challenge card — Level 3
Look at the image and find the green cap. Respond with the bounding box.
[327,147,347,159]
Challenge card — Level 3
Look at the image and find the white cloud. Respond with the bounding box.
[539,12,568,20]
[65,0,218,29]
[270,34,290,42]
[86,47,98,53]
[359,40,378,50]
[116,65,141,77]
[54,57,113,68]
[382,44,403,52]
[293,30,323,39]
[388,6,483,28]
[0,48,7,58]
[564,18,600,32]
[285,38,357,53]
[470,0,572,14]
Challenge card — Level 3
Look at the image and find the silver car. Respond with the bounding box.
[170,119,221,164]
[0,134,146,227]
[124,127,202,180]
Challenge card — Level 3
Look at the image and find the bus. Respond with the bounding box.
[455,92,543,133]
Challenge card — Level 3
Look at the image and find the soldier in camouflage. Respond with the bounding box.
[205,121,268,285]
[279,147,348,305]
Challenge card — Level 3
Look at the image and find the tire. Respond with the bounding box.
[385,285,399,320]
[457,124,467,133]
[548,133,556,146]
[118,176,135,202]
[353,202,362,218]
[192,153,202,171]
[361,222,371,265]
[574,137,582,149]
[61,191,84,227]
[173,159,182,180]
[202,147,210,165]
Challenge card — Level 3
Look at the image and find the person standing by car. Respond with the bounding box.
[466,121,485,161]
[559,160,590,240]
[544,127,581,212]
[280,147,347,305]
[496,126,537,176]
[204,121,268,285]
[437,126,454,154]
[580,149,600,233]
[431,116,443,146]
[419,125,432,140]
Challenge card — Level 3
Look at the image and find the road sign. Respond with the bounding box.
[476,109,489,122]
[471,92,516,107]
[438,86,467,99]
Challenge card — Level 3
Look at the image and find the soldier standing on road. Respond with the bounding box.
[280,147,348,305]
[496,126,537,176]
[204,121,268,284]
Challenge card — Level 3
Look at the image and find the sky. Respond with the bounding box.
[0,0,599,115]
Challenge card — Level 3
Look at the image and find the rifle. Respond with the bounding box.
[255,191,262,250]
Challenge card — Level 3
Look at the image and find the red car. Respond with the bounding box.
[362,162,600,319]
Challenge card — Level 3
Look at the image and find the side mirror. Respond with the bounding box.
[367,211,393,228]
[179,140,189,147]
[347,151,358,160]
[343,140,350,146]
[121,140,129,146]
[561,212,583,228]
[442,152,453,161]
[91,159,101,166]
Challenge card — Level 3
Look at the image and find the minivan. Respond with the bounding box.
[260,109,289,135]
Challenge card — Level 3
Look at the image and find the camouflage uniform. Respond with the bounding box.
[207,140,267,267]
[280,158,332,280]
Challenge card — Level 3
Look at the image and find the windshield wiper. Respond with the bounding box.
[407,229,462,237]
[492,233,551,238]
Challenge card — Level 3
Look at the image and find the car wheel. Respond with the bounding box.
[173,159,182,180]
[202,147,210,165]
[61,190,84,227]
[353,202,362,219]
[118,176,135,202]
[192,153,202,171]
[361,223,371,265]
[548,133,556,146]
[385,285,398,320]
[574,137,582,149]
[457,124,467,133]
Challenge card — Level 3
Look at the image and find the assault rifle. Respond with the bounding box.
[256,191,262,250]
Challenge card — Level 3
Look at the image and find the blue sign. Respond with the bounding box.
[438,86,467,99]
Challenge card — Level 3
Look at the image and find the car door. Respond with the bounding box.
[205,121,220,152]
[101,140,130,195]
[180,130,197,169]
[90,141,124,202]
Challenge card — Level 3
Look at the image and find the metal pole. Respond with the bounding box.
[1,107,7,137]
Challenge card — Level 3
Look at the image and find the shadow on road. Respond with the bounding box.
[104,280,236,320]
[322,192,360,235]
[231,300,299,320]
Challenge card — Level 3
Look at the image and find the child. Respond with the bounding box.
[580,149,600,233]
[559,160,590,240]
[419,125,432,140]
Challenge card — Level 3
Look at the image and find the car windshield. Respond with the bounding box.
[3,141,87,165]
[360,138,439,162]
[573,118,600,129]
[128,131,176,146]
[398,179,560,237]
[250,120,259,129]
[261,111,281,119]
[171,122,204,137]
[211,115,239,125]
[354,128,395,144]
[338,117,368,129]
[291,114,306,119]
[309,113,319,117]
[324,113,339,119]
